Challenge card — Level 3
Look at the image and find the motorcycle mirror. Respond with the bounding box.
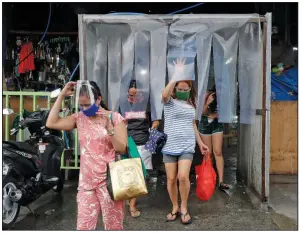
[50,89,61,99]
[3,108,14,115]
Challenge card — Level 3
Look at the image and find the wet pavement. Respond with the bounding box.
[9,146,280,230]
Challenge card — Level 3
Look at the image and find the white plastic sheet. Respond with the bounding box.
[79,14,264,123]
[238,21,263,124]
[213,31,239,123]
[196,35,212,121]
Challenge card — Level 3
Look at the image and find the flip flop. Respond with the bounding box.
[166,212,179,222]
[219,182,230,191]
[180,212,192,225]
[129,208,141,218]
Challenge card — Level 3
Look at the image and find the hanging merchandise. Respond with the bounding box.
[18,42,35,74]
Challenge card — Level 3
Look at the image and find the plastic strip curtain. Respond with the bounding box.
[213,29,239,123]
[81,14,261,122]
[108,29,123,111]
[238,20,263,124]
[119,31,151,117]
[196,35,212,121]
[167,20,198,81]
[120,32,135,117]
[150,26,168,121]
[133,31,150,112]
[93,26,108,104]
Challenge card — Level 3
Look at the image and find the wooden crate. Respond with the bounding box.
[270,101,298,175]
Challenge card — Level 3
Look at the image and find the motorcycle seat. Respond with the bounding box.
[3,141,37,155]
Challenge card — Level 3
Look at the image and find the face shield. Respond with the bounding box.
[75,80,99,117]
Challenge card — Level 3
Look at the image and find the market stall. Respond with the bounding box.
[4,33,79,92]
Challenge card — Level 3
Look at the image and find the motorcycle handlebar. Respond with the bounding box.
[10,127,20,135]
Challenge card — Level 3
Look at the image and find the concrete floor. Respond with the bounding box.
[10,179,280,231]
[8,145,281,231]
[269,174,298,229]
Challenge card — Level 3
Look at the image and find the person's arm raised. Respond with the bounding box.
[46,82,77,131]
[162,58,186,104]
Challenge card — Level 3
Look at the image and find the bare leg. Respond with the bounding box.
[212,132,224,184]
[129,198,140,218]
[165,162,179,220]
[178,159,193,223]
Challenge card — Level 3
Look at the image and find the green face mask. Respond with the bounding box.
[175,91,190,101]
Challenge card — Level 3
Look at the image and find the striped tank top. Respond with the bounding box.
[162,98,196,156]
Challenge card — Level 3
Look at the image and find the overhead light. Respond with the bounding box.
[293,47,298,51]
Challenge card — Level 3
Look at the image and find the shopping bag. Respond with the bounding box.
[195,154,216,201]
[107,156,148,201]
[122,136,147,178]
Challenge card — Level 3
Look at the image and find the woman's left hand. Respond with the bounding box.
[97,109,114,131]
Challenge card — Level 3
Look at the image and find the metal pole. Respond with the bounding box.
[261,21,267,203]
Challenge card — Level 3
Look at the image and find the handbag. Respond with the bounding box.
[122,136,147,178]
[106,113,148,201]
[106,154,148,201]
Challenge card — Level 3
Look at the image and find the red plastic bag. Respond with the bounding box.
[195,154,217,201]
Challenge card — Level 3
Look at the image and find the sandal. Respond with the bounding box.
[129,208,141,218]
[166,211,179,222]
[219,182,230,191]
[180,212,192,225]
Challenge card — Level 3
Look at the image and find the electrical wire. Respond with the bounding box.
[68,62,80,82]
[14,3,52,68]
[168,3,204,14]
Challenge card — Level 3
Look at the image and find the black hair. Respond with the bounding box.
[79,81,109,110]
[129,79,137,90]
[208,84,216,93]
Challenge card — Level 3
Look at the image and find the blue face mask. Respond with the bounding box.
[80,103,99,117]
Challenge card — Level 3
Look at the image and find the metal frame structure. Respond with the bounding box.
[78,13,272,203]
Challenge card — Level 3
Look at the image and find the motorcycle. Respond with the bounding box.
[2,107,65,229]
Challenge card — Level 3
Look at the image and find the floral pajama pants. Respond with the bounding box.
[76,185,124,230]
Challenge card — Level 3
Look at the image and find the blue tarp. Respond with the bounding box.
[271,67,298,101]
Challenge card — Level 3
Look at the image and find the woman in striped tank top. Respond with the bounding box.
[161,58,209,225]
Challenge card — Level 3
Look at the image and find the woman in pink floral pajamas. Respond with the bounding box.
[46,81,128,230]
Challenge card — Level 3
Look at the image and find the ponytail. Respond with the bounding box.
[100,100,109,110]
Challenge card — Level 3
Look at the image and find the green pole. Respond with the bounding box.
[5,95,9,141]
[19,95,24,141]
[33,95,37,111]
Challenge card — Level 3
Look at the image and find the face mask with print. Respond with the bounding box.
[175,91,190,101]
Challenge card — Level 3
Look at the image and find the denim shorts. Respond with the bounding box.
[163,153,194,164]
